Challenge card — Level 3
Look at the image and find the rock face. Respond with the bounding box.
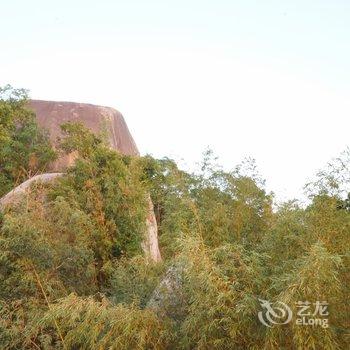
[19,100,161,263]
[0,173,63,210]
[147,264,185,319]
[142,196,162,262]
[28,100,139,171]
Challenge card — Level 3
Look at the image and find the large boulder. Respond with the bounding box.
[0,173,63,210]
[28,100,139,171]
[147,263,186,319]
[1,100,161,262]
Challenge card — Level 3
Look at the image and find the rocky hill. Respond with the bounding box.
[2,99,161,262]
[28,100,139,171]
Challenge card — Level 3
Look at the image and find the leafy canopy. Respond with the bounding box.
[0,85,56,197]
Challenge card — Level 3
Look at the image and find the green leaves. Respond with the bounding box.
[0,87,349,348]
[0,85,56,197]
[50,123,149,260]
[31,294,172,350]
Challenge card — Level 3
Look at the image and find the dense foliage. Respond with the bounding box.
[0,86,56,197]
[0,88,349,349]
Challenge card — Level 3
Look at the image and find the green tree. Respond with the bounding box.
[0,85,56,197]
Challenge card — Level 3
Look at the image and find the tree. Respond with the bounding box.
[0,85,56,197]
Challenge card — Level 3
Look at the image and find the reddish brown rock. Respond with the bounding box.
[28,100,139,171]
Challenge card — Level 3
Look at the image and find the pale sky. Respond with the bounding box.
[1,0,350,201]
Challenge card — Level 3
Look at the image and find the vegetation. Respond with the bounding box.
[0,86,56,197]
[0,87,349,349]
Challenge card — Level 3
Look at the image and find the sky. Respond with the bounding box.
[1,0,350,201]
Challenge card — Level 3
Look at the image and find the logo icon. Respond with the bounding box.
[258,299,293,327]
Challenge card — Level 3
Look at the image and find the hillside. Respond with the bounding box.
[0,86,349,349]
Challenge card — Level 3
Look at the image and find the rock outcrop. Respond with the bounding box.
[147,263,185,319]
[0,173,63,210]
[1,100,162,262]
[142,196,162,262]
[28,100,139,171]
